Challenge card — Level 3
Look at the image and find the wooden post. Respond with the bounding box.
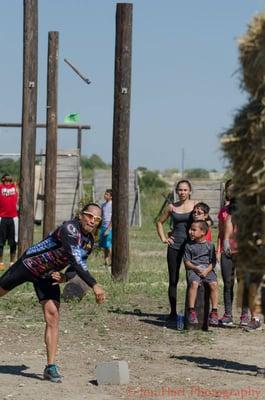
[62,275,89,301]
[77,127,82,155]
[43,31,59,237]
[19,0,38,255]
[112,3,133,281]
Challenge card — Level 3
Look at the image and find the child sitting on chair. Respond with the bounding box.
[184,220,219,327]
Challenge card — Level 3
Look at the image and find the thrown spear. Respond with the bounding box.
[64,58,91,85]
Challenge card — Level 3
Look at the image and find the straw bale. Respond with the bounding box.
[238,13,265,96]
[221,91,265,273]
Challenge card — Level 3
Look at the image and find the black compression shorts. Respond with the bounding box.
[0,259,61,303]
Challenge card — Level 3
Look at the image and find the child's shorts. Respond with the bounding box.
[187,270,217,285]
[99,227,112,249]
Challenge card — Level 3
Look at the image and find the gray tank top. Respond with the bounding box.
[170,210,192,250]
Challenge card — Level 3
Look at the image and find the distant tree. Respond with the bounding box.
[137,166,148,173]
[0,158,20,180]
[81,154,109,170]
[184,168,209,179]
[139,169,167,191]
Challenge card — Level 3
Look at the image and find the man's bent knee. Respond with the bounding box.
[41,300,60,323]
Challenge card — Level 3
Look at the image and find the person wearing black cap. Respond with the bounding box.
[0,174,19,270]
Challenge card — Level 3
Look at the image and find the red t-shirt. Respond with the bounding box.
[205,227,212,242]
[0,183,18,217]
[218,205,237,253]
[217,206,229,252]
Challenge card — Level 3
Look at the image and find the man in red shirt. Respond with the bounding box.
[0,174,18,270]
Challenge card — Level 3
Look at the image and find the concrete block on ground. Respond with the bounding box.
[95,361,129,385]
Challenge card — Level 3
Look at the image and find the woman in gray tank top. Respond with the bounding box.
[156,180,197,319]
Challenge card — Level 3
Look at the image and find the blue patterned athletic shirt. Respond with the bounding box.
[22,218,96,287]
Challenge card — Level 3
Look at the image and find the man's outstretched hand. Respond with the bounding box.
[93,284,106,304]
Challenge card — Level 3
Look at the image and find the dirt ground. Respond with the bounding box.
[1,295,265,400]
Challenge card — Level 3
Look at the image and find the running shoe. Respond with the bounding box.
[43,364,63,383]
[209,311,219,327]
[239,313,249,327]
[188,310,198,325]
[219,314,234,327]
[244,318,262,332]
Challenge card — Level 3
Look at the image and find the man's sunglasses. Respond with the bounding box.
[82,211,102,223]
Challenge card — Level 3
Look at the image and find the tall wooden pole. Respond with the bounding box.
[19,0,38,255]
[43,32,59,237]
[77,127,82,155]
[112,3,133,281]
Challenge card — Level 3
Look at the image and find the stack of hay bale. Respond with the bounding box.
[221,13,265,309]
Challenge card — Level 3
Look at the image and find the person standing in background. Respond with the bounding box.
[156,180,197,320]
[216,179,233,264]
[191,202,213,241]
[223,199,262,331]
[99,189,112,268]
[0,174,19,270]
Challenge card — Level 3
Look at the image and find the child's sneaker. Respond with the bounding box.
[244,318,262,332]
[188,310,198,325]
[43,364,63,383]
[209,311,219,327]
[0,262,6,271]
[239,313,249,327]
[219,314,234,327]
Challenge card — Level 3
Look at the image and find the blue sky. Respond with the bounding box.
[0,0,265,171]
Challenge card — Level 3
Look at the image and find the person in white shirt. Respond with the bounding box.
[99,189,112,267]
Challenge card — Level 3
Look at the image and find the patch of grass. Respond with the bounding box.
[0,189,223,328]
